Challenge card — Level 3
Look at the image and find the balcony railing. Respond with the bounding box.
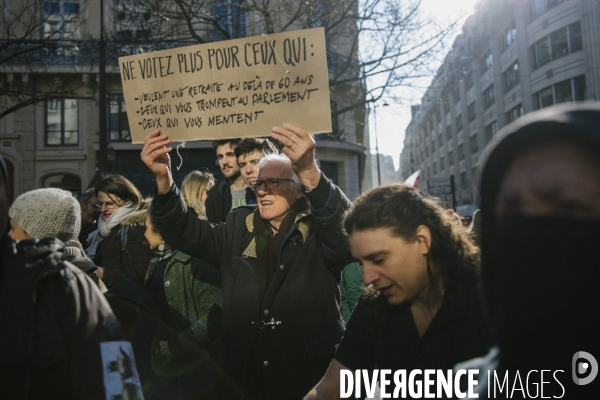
[0,39,200,67]
[3,40,361,81]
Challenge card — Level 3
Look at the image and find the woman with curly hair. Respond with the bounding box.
[306,184,490,399]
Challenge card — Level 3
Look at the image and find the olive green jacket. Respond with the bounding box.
[144,251,223,353]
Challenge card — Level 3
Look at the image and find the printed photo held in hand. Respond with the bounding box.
[141,123,353,399]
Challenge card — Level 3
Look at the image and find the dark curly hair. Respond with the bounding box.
[344,184,479,306]
[234,137,278,159]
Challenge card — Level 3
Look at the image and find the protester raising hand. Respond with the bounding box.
[141,130,173,194]
[271,123,321,189]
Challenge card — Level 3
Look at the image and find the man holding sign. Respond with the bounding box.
[141,124,352,399]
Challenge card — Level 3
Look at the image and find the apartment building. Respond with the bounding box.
[400,0,600,205]
[0,0,367,201]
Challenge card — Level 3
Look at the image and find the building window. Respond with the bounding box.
[453,86,461,103]
[43,174,82,197]
[470,135,478,153]
[43,1,80,56]
[485,121,497,143]
[483,84,495,109]
[532,22,582,69]
[438,132,443,148]
[448,150,454,166]
[433,162,437,174]
[466,71,474,89]
[467,102,476,122]
[503,20,517,49]
[472,167,478,184]
[532,0,567,19]
[446,124,452,140]
[109,94,131,142]
[481,49,493,72]
[506,104,523,123]
[213,0,247,40]
[440,156,445,170]
[115,0,152,40]
[319,161,338,186]
[458,143,465,160]
[45,99,79,146]
[456,115,463,132]
[460,171,467,189]
[533,75,586,109]
[330,100,339,137]
[504,62,520,91]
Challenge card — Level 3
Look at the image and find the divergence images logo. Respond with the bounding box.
[572,351,598,386]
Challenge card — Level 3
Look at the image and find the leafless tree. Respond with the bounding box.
[0,0,98,120]
[112,0,457,116]
[0,0,456,125]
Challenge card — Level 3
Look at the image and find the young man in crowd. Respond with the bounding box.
[206,139,255,223]
[142,124,352,400]
[235,137,278,186]
[78,187,100,246]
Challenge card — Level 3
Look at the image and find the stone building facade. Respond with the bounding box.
[401,0,600,205]
[0,0,367,202]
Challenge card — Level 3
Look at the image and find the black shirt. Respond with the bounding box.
[335,279,490,372]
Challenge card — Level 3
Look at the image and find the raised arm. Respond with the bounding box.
[272,124,352,272]
[141,130,225,266]
[271,123,321,190]
[140,130,173,194]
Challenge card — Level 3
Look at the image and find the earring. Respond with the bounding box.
[158,243,166,252]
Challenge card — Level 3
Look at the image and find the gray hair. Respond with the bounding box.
[258,153,302,188]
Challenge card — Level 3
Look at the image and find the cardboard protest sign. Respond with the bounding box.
[119,28,332,143]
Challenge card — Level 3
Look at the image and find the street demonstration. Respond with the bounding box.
[1,5,599,400]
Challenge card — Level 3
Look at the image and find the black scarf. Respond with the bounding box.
[483,217,600,396]
[253,197,308,305]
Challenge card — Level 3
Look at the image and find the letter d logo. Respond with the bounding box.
[572,351,598,385]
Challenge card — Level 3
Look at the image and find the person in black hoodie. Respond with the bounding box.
[455,103,600,398]
[0,154,124,399]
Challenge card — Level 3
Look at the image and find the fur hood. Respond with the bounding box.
[122,209,147,228]
[122,198,151,228]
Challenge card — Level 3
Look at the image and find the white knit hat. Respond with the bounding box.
[9,188,81,241]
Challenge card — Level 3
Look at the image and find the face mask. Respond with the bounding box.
[482,217,600,371]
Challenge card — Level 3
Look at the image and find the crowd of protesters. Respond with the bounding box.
[0,103,599,399]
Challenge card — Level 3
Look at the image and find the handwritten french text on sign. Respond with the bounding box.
[119,28,331,143]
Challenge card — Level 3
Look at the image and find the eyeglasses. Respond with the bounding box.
[250,178,295,192]
[94,200,120,210]
[87,201,101,210]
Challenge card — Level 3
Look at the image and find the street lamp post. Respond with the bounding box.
[372,102,388,186]
[98,0,108,173]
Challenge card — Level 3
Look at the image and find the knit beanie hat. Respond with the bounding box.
[9,188,81,241]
